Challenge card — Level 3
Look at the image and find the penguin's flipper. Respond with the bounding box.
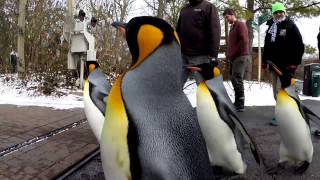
[228,111,261,165]
[285,86,320,127]
[266,162,287,175]
[205,75,261,165]
[88,68,112,114]
[301,106,320,126]
[100,75,131,179]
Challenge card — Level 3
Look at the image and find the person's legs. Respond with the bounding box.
[231,56,247,111]
[270,69,281,101]
[270,69,281,125]
[181,54,191,87]
[183,55,214,81]
[12,64,16,73]
[244,56,252,80]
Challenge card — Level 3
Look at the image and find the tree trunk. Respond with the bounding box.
[245,0,254,80]
[17,0,27,75]
[157,0,165,18]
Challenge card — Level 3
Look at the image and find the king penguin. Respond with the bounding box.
[266,61,320,174]
[100,16,214,180]
[83,61,111,142]
[194,67,261,174]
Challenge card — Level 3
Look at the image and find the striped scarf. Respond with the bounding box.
[268,17,286,42]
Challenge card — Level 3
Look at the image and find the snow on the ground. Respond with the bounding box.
[183,79,320,108]
[0,74,320,109]
[0,74,83,109]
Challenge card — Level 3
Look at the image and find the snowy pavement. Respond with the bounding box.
[183,79,320,107]
[0,74,84,109]
[0,74,320,109]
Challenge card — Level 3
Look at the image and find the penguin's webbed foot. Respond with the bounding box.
[212,166,240,179]
[294,161,310,174]
[313,129,320,137]
[212,165,224,177]
[266,162,286,175]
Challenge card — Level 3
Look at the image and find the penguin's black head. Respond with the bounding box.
[85,61,100,79]
[112,16,180,69]
[266,61,295,88]
[279,70,295,88]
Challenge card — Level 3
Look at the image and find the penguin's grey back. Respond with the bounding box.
[121,42,213,179]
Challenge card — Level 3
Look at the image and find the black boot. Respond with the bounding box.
[234,96,245,112]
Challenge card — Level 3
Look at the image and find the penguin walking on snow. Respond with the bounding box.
[191,67,261,175]
[83,61,111,141]
[100,16,214,180]
[266,61,320,174]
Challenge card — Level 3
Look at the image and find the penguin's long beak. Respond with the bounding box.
[185,65,202,72]
[266,60,295,88]
[266,60,283,76]
[111,21,127,37]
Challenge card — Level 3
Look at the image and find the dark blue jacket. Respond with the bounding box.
[176,0,221,58]
[262,18,304,70]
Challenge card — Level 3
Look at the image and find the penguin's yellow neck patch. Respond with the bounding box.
[290,78,296,86]
[198,81,210,95]
[174,31,180,45]
[131,25,163,69]
[277,89,299,110]
[83,80,89,96]
[102,75,131,178]
[213,67,220,77]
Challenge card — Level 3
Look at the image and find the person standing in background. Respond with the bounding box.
[10,50,17,73]
[262,2,304,125]
[176,0,221,82]
[223,8,249,112]
[78,9,86,22]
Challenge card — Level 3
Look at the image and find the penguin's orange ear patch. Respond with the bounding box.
[89,64,96,73]
[213,67,220,77]
[131,25,163,69]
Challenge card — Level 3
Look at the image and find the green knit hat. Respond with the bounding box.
[272,2,286,14]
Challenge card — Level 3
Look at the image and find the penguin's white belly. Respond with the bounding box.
[275,104,313,163]
[84,85,104,142]
[197,93,245,174]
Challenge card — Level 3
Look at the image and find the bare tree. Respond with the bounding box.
[17,0,27,74]
[78,0,134,76]
[143,0,186,26]
[0,0,18,71]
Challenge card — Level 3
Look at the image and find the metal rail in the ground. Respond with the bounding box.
[0,118,88,157]
[54,147,100,180]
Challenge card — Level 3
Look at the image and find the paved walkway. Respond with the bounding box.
[0,105,98,180]
[238,99,320,180]
[1,99,319,180]
[65,100,320,180]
